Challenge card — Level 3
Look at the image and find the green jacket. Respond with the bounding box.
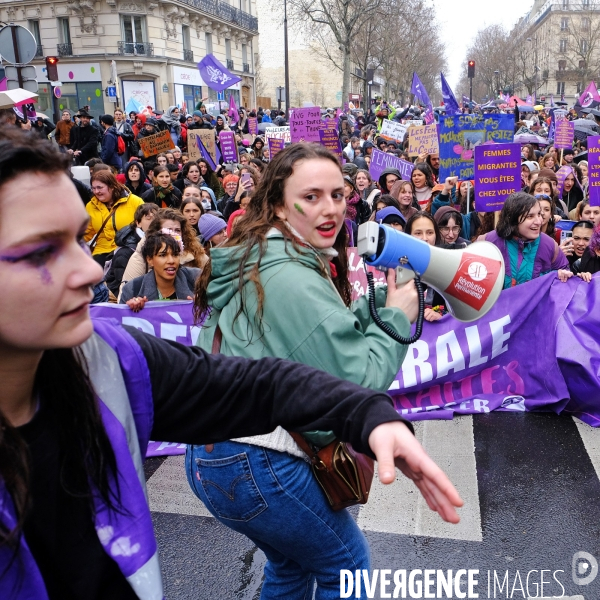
[198,233,411,397]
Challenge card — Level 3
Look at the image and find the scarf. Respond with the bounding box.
[154,182,174,207]
[414,185,432,205]
[346,192,360,221]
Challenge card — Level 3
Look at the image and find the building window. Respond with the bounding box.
[225,38,231,60]
[582,17,591,31]
[579,59,587,68]
[182,25,192,61]
[562,0,569,8]
[205,32,213,55]
[558,59,567,70]
[28,20,41,44]
[557,81,566,95]
[577,82,583,94]
[583,0,590,6]
[561,17,568,30]
[242,43,247,65]
[57,17,71,45]
[559,39,567,52]
[582,39,589,53]
[122,15,146,45]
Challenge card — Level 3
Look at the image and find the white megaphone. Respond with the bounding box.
[357,222,505,322]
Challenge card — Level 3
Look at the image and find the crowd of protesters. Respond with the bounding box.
[1,87,599,598]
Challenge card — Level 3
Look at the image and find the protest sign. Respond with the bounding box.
[554,119,574,150]
[265,126,291,144]
[369,149,414,183]
[219,130,238,163]
[267,136,285,159]
[91,268,600,428]
[188,129,217,164]
[138,130,174,158]
[323,117,338,130]
[318,128,343,160]
[408,123,439,157]
[290,106,322,143]
[474,143,521,212]
[380,120,407,143]
[439,114,515,181]
[588,135,600,206]
[404,119,423,127]
[248,117,258,135]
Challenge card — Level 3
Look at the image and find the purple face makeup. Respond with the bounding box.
[0,242,59,285]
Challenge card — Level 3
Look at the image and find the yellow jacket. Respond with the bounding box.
[85,192,144,255]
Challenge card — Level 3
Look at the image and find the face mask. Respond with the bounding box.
[201,199,211,211]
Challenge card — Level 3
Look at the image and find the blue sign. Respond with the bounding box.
[439,114,515,181]
[107,86,117,98]
[217,90,225,101]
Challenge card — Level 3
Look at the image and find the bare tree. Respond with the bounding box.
[285,0,388,104]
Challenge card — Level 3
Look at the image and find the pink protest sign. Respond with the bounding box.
[290,106,322,143]
[554,120,574,150]
[248,117,258,135]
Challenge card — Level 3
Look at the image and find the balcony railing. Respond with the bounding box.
[118,41,154,57]
[57,43,73,57]
[555,68,587,80]
[35,44,44,58]
[243,62,250,73]
[183,49,194,62]
[179,0,258,32]
[226,58,234,69]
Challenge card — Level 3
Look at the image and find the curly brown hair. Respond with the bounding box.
[193,143,351,332]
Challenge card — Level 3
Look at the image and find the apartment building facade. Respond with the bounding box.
[0,0,258,118]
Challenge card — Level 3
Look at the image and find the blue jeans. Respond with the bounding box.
[186,441,370,600]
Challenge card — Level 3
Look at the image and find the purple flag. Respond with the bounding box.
[197,53,242,92]
[440,72,459,116]
[578,81,600,108]
[228,94,239,125]
[411,72,434,124]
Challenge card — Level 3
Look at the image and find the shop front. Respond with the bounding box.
[35,62,104,119]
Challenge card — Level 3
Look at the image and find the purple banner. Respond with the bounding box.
[588,135,600,207]
[290,106,322,143]
[369,149,415,183]
[554,119,574,150]
[219,130,238,163]
[267,136,285,159]
[91,273,600,429]
[318,128,342,160]
[197,53,242,92]
[474,143,521,212]
[248,117,258,135]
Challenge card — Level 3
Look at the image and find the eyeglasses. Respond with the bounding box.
[534,194,551,200]
[91,186,107,192]
[440,226,461,234]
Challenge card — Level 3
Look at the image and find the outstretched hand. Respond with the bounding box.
[368,421,463,524]
[126,296,148,312]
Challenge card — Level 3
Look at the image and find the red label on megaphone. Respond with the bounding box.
[444,253,502,311]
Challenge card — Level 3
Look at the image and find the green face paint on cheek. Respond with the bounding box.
[294,203,306,216]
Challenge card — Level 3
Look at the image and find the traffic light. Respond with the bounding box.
[45,56,59,82]
[468,60,475,79]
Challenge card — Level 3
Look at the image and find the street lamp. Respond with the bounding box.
[494,70,499,96]
[284,0,290,119]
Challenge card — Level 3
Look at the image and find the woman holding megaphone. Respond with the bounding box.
[190,143,462,599]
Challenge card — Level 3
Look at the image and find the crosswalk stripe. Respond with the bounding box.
[357,416,483,541]
[573,416,600,481]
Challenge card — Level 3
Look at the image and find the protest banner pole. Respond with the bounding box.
[560,149,564,166]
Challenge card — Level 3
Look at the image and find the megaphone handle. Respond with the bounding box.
[396,267,416,285]
[366,270,425,345]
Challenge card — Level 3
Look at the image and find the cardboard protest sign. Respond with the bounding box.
[265,126,290,144]
[290,106,322,143]
[219,131,238,163]
[248,117,258,135]
[474,143,521,212]
[138,130,174,158]
[439,114,515,181]
[188,130,218,165]
[404,119,423,127]
[318,128,343,160]
[554,120,574,150]
[588,135,600,206]
[369,149,414,182]
[380,120,407,143]
[267,137,285,159]
[408,123,439,157]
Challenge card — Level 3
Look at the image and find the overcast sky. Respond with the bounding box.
[433,0,533,89]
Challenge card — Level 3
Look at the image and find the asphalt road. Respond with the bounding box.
[146,412,600,599]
